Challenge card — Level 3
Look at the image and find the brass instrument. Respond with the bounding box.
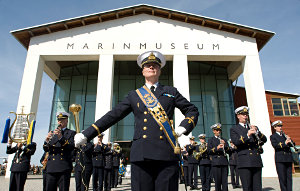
[193,142,207,160]
[42,152,49,170]
[8,106,35,143]
[114,145,122,153]
[281,131,298,152]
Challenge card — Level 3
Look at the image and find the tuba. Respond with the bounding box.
[8,106,35,143]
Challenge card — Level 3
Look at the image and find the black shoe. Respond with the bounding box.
[190,186,195,190]
[232,185,237,189]
[236,185,242,188]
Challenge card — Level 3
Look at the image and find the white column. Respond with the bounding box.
[5,51,45,178]
[173,54,191,146]
[95,54,114,144]
[243,55,277,177]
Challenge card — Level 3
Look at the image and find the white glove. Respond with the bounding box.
[74,133,87,148]
[175,126,186,137]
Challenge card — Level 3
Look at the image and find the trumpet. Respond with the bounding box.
[114,145,122,153]
[281,131,298,152]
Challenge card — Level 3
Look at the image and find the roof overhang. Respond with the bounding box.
[11,4,275,51]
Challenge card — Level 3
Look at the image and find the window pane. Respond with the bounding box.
[291,110,299,116]
[273,104,283,110]
[272,98,281,103]
[274,110,283,116]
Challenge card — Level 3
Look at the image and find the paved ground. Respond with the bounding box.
[0,175,300,190]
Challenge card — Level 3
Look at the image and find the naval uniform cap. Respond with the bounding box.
[113,143,119,146]
[272,120,283,127]
[56,112,70,119]
[198,134,206,138]
[235,106,249,115]
[137,50,166,68]
[211,123,222,130]
[189,136,195,140]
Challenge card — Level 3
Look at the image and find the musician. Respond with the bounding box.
[104,142,113,191]
[111,143,123,188]
[74,50,199,191]
[181,146,189,186]
[40,152,48,191]
[228,139,241,189]
[92,133,109,191]
[230,106,267,191]
[74,140,93,191]
[208,123,229,191]
[6,139,36,191]
[43,112,76,191]
[198,134,211,191]
[186,136,199,190]
[270,120,293,191]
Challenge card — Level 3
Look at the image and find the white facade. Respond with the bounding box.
[9,13,277,177]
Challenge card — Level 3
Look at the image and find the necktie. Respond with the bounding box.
[150,86,155,94]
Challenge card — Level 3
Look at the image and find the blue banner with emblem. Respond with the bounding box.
[136,85,177,149]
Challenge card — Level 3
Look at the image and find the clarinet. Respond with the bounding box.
[246,120,264,154]
[281,131,298,152]
[217,136,226,156]
[47,124,61,144]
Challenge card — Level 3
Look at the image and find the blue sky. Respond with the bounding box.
[0,0,299,165]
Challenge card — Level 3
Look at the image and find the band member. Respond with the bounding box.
[111,143,123,188]
[75,50,199,191]
[198,134,211,191]
[208,123,229,191]
[228,139,241,189]
[6,139,36,191]
[104,142,113,191]
[182,146,189,186]
[186,136,199,190]
[270,120,293,191]
[74,140,93,191]
[230,106,267,191]
[43,112,76,191]
[40,152,48,191]
[92,133,109,191]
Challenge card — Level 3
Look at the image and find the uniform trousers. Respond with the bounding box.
[239,167,262,191]
[229,165,240,186]
[111,167,119,188]
[183,166,189,186]
[188,164,198,187]
[212,166,228,191]
[275,162,292,191]
[103,169,112,191]
[131,160,179,191]
[93,167,104,191]
[9,172,27,191]
[43,170,47,191]
[75,167,93,191]
[46,171,71,191]
[199,165,211,191]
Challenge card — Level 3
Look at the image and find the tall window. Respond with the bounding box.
[272,97,299,116]
[188,62,235,140]
[49,61,98,131]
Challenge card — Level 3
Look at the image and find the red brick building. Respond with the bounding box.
[234,86,300,146]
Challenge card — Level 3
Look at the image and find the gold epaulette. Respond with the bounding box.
[62,140,69,146]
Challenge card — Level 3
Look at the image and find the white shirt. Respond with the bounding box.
[145,82,159,91]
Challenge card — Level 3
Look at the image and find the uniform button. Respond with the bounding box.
[96,159,98,160]
[144,111,147,115]
[60,158,63,160]
[160,136,163,140]
[53,145,55,146]
[143,135,147,139]
[144,119,147,122]
[160,127,163,131]
[53,149,55,151]
[61,149,64,151]
[53,154,55,156]
[143,127,147,130]
[61,153,63,155]
[250,153,253,155]
[53,158,55,160]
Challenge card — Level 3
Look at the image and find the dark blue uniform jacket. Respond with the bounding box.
[270,133,293,163]
[208,137,229,166]
[230,124,267,168]
[83,84,199,162]
[43,128,76,173]
[7,142,36,172]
